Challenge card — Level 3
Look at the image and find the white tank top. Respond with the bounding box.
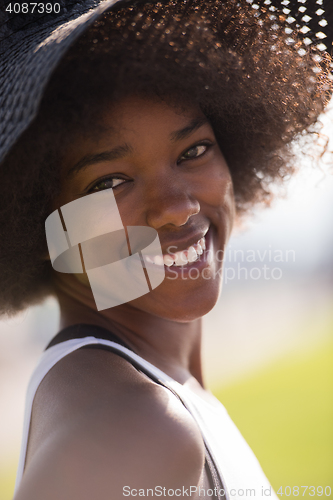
[15,336,277,500]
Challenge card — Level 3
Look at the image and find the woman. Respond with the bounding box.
[0,1,331,499]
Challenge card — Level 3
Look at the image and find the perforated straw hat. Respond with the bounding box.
[0,0,332,165]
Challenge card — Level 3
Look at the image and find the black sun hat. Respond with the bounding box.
[0,0,332,165]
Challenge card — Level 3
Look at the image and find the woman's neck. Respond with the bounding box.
[54,274,204,386]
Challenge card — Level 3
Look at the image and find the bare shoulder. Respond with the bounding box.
[15,347,205,500]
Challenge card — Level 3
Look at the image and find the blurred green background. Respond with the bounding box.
[214,333,333,498]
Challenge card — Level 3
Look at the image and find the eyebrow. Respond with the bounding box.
[67,143,133,177]
[169,116,209,142]
[67,116,209,177]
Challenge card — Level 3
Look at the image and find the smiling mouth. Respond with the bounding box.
[145,236,206,268]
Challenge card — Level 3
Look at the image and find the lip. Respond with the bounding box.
[161,227,209,256]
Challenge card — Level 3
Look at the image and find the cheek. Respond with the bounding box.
[220,178,235,242]
[195,161,235,228]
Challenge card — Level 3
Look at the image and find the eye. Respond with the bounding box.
[179,144,209,162]
[88,176,127,193]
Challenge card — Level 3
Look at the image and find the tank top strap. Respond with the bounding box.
[45,323,132,350]
[15,326,225,499]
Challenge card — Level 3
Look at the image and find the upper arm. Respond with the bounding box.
[15,403,205,500]
[14,349,205,500]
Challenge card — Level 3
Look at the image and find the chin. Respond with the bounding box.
[129,274,223,323]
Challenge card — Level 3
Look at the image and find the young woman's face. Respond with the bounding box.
[55,95,235,322]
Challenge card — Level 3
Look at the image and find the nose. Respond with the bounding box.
[144,176,200,229]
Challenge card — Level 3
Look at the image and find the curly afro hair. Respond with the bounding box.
[0,0,331,315]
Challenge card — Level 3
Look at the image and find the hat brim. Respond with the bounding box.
[0,0,124,164]
[1,0,332,165]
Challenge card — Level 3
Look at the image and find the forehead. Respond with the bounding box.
[64,94,209,158]
[98,94,206,136]
[60,94,212,179]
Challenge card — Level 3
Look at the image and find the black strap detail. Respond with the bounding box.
[45,323,225,499]
[205,448,226,499]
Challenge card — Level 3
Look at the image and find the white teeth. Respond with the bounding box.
[174,250,188,266]
[187,246,198,263]
[153,255,164,266]
[154,235,207,267]
[163,254,175,267]
[145,255,164,266]
[196,242,203,255]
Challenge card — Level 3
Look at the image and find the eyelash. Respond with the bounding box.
[87,141,213,194]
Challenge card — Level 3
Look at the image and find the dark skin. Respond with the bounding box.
[54,94,235,383]
[15,95,235,500]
